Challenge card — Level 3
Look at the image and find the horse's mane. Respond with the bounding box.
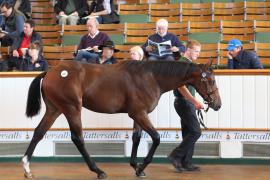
[120,60,197,77]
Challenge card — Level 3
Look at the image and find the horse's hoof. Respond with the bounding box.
[24,172,33,179]
[135,166,146,178]
[136,170,146,178]
[97,172,107,179]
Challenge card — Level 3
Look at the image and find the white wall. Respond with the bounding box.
[0,75,269,129]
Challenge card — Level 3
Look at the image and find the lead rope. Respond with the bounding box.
[197,108,208,130]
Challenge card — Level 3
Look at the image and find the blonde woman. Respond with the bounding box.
[129,46,144,61]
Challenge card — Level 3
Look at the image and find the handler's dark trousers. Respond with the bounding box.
[169,97,201,166]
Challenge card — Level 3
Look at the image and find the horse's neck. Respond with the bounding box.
[155,64,192,93]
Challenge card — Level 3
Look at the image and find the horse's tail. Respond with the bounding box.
[26,71,47,118]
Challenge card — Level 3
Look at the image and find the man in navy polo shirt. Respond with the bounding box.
[227,38,263,69]
[142,18,185,61]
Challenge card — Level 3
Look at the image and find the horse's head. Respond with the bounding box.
[190,61,221,111]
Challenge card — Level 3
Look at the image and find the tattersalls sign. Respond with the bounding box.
[0,131,270,142]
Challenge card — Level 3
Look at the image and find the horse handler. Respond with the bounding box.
[168,40,204,172]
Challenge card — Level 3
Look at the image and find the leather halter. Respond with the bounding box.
[200,72,218,112]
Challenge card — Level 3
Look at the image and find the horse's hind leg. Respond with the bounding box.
[130,123,142,171]
[129,112,160,177]
[64,109,107,179]
[22,103,60,178]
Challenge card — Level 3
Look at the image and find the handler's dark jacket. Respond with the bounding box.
[173,56,195,98]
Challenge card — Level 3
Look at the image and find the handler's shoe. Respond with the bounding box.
[167,155,185,172]
[182,164,201,171]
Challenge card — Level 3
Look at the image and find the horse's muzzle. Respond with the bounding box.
[210,101,221,111]
[213,105,221,111]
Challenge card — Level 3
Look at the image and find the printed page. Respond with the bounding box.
[148,39,160,56]
[159,40,172,56]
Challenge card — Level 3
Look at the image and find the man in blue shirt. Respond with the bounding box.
[142,18,185,61]
[227,39,263,69]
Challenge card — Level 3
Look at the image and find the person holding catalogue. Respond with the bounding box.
[142,18,185,61]
[75,18,110,63]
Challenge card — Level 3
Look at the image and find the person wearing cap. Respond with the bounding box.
[142,18,185,61]
[168,40,204,173]
[227,38,263,69]
[75,18,110,63]
[97,40,118,64]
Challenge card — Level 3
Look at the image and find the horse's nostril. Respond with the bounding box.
[212,104,220,111]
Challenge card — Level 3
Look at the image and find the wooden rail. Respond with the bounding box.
[0,72,41,77]
[1,69,270,78]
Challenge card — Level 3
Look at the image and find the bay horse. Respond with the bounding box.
[22,60,221,179]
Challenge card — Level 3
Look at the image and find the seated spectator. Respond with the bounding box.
[227,38,263,69]
[97,40,118,64]
[88,0,119,24]
[142,18,185,61]
[0,59,8,71]
[75,18,110,63]
[20,41,48,71]
[8,19,43,70]
[0,0,4,26]
[130,46,144,61]
[0,2,25,46]
[12,0,31,19]
[54,0,88,25]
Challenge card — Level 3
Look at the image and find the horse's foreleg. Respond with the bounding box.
[129,112,160,177]
[136,128,160,177]
[65,111,107,179]
[130,123,142,171]
[22,108,60,178]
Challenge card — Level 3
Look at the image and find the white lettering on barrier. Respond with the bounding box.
[0,131,270,142]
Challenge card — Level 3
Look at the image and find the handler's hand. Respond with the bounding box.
[192,99,204,110]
